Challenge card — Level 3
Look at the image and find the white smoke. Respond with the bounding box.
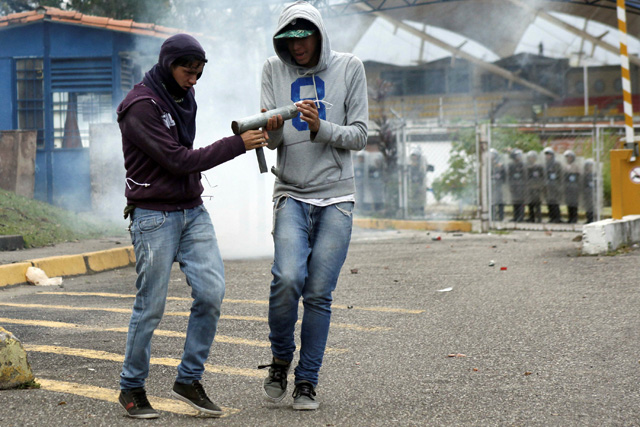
[193,25,277,260]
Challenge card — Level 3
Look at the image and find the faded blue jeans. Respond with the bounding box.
[120,205,225,390]
[269,196,353,387]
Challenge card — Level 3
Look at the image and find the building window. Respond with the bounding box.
[425,69,445,94]
[594,79,605,93]
[120,54,142,94]
[380,70,404,96]
[614,77,623,92]
[52,92,113,149]
[481,74,506,92]
[405,70,427,95]
[447,67,469,94]
[16,58,45,148]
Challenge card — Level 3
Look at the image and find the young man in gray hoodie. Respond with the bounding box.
[258,1,368,411]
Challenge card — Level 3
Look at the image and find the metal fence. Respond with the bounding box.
[357,121,631,228]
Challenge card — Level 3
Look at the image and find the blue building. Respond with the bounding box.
[0,6,177,211]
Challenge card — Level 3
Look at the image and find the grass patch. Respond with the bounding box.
[0,189,127,248]
[16,379,41,389]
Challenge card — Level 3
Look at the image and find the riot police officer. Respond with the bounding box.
[407,150,426,217]
[543,147,563,223]
[369,153,385,212]
[563,150,580,224]
[582,158,595,224]
[525,150,545,223]
[508,148,526,222]
[354,151,367,213]
[490,149,506,221]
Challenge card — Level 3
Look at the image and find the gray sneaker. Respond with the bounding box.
[258,358,291,402]
[292,381,319,410]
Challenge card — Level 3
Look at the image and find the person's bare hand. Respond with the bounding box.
[240,129,268,151]
[296,100,320,133]
[261,109,284,138]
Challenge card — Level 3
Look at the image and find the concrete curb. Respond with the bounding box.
[354,218,472,232]
[582,215,640,255]
[0,246,135,288]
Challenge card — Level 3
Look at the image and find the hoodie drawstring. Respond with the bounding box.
[296,70,333,110]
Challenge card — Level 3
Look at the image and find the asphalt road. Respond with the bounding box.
[0,228,639,426]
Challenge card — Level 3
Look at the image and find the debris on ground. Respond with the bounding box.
[25,266,62,286]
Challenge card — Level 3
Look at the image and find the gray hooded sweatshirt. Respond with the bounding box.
[261,1,368,200]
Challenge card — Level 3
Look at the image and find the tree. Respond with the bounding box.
[2,0,175,25]
[368,78,401,216]
[431,122,542,204]
[431,126,477,204]
[65,0,170,22]
[1,0,39,15]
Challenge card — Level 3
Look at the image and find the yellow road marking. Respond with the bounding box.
[37,291,424,314]
[26,345,263,378]
[332,304,424,314]
[0,318,347,354]
[36,378,239,417]
[0,317,78,328]
[0,302,389,332]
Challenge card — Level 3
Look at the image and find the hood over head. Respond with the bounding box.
[273,1,331,73]
[118,33,206,148]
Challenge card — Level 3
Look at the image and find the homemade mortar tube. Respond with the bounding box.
[231,104,299,173]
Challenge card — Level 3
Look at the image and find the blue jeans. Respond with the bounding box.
[120,205,225,390]
[269,196,353,387]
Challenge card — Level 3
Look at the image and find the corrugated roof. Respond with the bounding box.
[0,6,181,38]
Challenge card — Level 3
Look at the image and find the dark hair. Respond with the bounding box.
[172,54,208,68]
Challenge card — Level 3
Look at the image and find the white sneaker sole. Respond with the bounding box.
[262,385,288,403]
[293,401,319,411]
[170,390,223,417]
[119,397,159,418]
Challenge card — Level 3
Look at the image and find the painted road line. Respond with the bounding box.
[37,291,424,314]
[0,317,270,347]
[37,378,239,417]
[331,304,424,314]
[0,317,347,354]
[26,345,263,379]
[0,302,390,332]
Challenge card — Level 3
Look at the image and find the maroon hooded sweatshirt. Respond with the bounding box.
[117,34,246,212]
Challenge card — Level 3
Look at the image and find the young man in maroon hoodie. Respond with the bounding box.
[116,33,266,419]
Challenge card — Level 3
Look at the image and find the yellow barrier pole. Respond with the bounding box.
[617,0,635,149]
[611,0,637,219]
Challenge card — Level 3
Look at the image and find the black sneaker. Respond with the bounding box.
[171,380,222,417]
[258,358,291,402]
[292,381,319,410]
[119,388,159,419]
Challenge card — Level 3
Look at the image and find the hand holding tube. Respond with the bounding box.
[239,130,268,151]
[231,104,299,173]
